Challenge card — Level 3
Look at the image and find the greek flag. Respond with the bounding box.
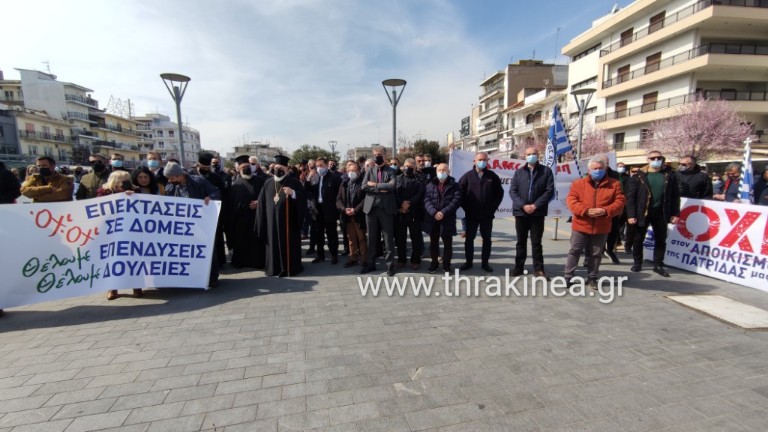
[549,104,572,155]
[740,137,754,202]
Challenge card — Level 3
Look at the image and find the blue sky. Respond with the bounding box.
[3,0,625,157]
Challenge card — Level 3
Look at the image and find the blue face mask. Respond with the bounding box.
[590,169,606,181]
[437,172,448,181]
[617,167,626,174]
[476,160,487,170]
[526,154,538,164]
[317,167,328,176]
[650,159,663,169]
[147,160,160,169]
[390,164,398,170]
[111,160,123,168]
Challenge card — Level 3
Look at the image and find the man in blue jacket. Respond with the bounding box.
[458,152,504,272]
[508,146,555,278]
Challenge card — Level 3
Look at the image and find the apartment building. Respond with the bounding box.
[226,142,286,163]
[91,112,141,164]
[562,0,768,160]
[475,60,568,155]
[502,89,568,158]
[133,113,202,164]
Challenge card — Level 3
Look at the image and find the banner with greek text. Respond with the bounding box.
[449,150,585,218]
[0,194,221,309]
[643,198,768,292]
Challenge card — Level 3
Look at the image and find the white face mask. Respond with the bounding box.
[347,171,358,181]
[424,161,432,167]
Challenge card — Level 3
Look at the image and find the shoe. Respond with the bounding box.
[586,278,598,290]
[278,271,287,278]
[631,264,641,272]
[331,256,338,265]
[605,250,620,265]
[443,265,452,274]
[396,262,406,269]
[360,265,376,274]
[511,268,524,277]
[132,289,144,298]
[460,232,467,238]
[411,263,420,271]
[343,261,358,268]
[306,248,316,256]
[311,257,324,264]
[341,251,349,256]
[107,290,118,300]
[301,235,309,240]
[387,265,396,277]
[428,262,439,274]
[208,280,219,288]
[481,263,493,273]
[533,270,550,280]
[653,266,670,277]
[459,262,473,271]
[582,260,590,268]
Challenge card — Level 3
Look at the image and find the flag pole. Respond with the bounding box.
[286,190,290,276]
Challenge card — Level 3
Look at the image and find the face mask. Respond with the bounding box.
[212,164,221,172]
[437,172,448,181]
[424,161,432,168]
[617,167,626,174]
[330,165,337,172]
[240,165,251,175]
[374,155,385,165]
[147,160,160,169]
[38,167,52,177]
[317,167,328,176]
[590,169,606,181]
[390,164,398,170]
[678,166,689,172]
[650,160,663,169]
[712,180,722,186]
[199,166,210,172]
[111,160,123,168]
[347,171,358,181]
[476,161,487,170]
[92,162,106,173]
[526,154,538,164]
[274,169,287,181]
[404,167,414,176]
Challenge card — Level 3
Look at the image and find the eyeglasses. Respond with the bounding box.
[648,156,663,161]
[679,163,690,167]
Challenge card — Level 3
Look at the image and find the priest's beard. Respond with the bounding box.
[240,172,252,179]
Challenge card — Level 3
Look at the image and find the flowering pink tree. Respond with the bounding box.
[578,127,611,158]
[645,96,753,161]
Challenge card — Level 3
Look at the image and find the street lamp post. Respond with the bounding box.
[160,73,191,167]
[382,79,406,157]
[571,87,596,162]
[328,140,337,160]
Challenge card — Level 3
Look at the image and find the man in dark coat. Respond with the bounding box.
[361,146,398,276]
[626,150,681,277]
[508,146,554,278]
[164,161,222,287]
[0,161,21,204]
[458,152,504,272]
[229,155,266,269]
[424,163,462,274]
[256,155,307,277]
[190,152,228,267]
[306,157,342,264]
[395,158,425,270]
[337,161,368,268]
[677,155,712,199]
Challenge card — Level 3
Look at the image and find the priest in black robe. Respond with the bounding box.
[229,155,267,269]
[256,155,307,277]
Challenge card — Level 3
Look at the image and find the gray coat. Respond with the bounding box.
[361,165,397,215]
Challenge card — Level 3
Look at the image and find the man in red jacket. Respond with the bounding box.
[565,156,626,288]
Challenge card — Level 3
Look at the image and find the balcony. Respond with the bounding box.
[599,0,768,57]
[93,140,139,152]
[595,89,768,123]
[613,141,642,151]
[479,105,502,119]
[96,123,134,135]
[603,43,768,89]
[18,130,73,144]
[67,111,95,123]
[65,94,99,108]
[479,84,504,102]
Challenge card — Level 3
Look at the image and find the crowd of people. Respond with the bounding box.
[1,145,768,312]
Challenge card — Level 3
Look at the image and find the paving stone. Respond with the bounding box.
[51,397,117,420]
[145,413,205,432]
[181,394,235,416]
[63,410,131,432]
[110,391,170,412]
[255,397,306,419]
[328,401,381,425]
[0,406,61,428]
[202,405,258,429]
[123,401,186,425]
[5,419,74,432]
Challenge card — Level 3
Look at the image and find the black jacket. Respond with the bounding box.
[395,173,425,218]
[307,172,341,220]
[626,165,681,227]
[677,166,712,199]
[336,176,366,226]
[508,163,555,217]
[0,166,21,204]
[423,177,462,236]
[458,167,504,219]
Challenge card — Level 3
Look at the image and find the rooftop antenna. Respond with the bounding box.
[554,27,561,64]
[611,3,619,13]
[42,60,51,74]
[532,49,536,59]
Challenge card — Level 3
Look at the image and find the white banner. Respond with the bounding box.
[449,150,586,218]
[643,198,768,292]
[0,194,221,309]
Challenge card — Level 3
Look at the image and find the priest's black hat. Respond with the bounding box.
[235,155,250,164]
[274,154,290,166]
[198,151,214,166]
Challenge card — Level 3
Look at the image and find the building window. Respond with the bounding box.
[572,76,597,91]
[169,130,174,138]
[645,52,661,74]
[29,145,38,155]
[573,43,602,61]
[649,11,665,34]
[641,129,653,145]
[3,90,13,100]
[613,132,625,149]
[617,65,630,84]
[620,28,634,48]
[156,130,163,137]
[614,100,628,119]
[642,92,658,113]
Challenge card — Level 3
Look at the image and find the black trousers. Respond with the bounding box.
[429,222,452,267]
[465,216,493,264]
[313,209,339,258]
[631,207,667,266]
[605,214,622,253]
[366,207,395,267]
[514,215,545,272]
[395,212,424,264]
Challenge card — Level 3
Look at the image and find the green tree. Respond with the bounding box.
[290,145,339,164]
[401,139,447,163]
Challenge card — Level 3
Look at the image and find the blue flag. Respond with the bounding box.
[741,138,754,202]
[550,104,572,155]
